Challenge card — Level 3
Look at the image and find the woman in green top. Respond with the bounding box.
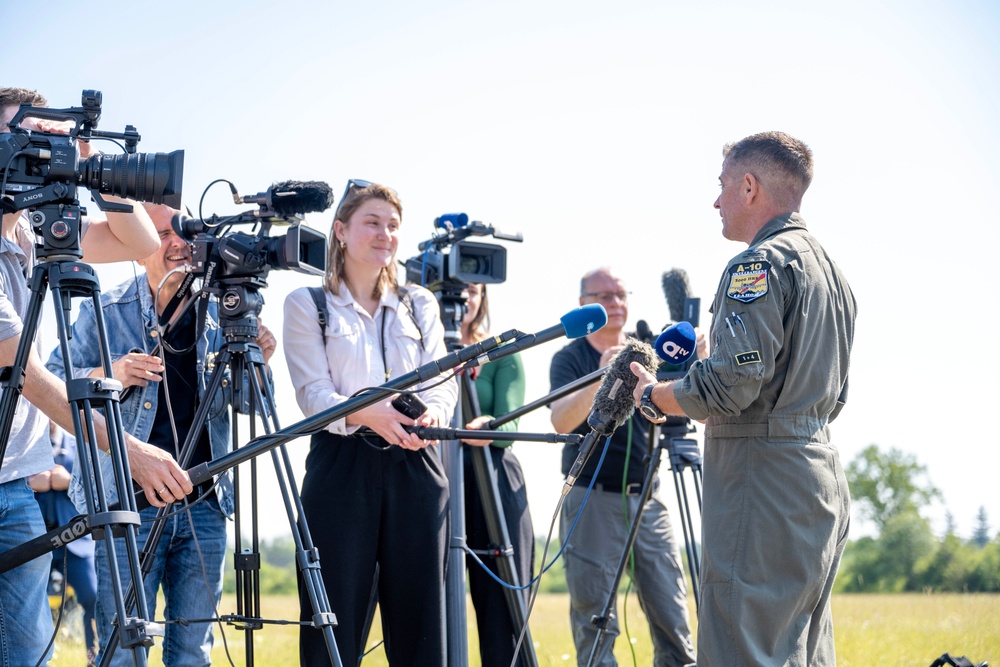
[460,282,534,667]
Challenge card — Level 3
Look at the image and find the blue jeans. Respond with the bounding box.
[0,479,54,667]
[95,499,227,667]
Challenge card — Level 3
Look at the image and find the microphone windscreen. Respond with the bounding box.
[655,321,696,365]
[270,180,335,215]
[561,304,607,339]
[434,213,469,229]
[588,337,658,436]
[661,268,692,323]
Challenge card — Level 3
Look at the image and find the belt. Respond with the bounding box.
[591,482,646,496]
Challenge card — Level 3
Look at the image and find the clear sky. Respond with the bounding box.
[6,0,999,543]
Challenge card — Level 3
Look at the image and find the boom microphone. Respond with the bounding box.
[654,321,696,366]
[563,337,659,493]
[236,180,335,215]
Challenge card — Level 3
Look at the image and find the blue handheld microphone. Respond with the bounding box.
[654,321,696,365]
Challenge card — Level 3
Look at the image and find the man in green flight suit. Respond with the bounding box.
[631,131,857,667]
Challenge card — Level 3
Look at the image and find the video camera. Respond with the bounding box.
[0,89,183,213]
[404,213,522,289]
[171,180,331,284]
[0,89,183,260]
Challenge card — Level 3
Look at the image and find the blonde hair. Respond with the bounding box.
[323,182,403,299]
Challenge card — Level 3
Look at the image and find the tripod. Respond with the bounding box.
[0,205,159,666]
[584,414,703,667]
[97,277,343,667]
[431,284,538,667]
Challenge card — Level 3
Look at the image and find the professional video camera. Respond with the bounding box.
[171,180,331,284]
[164,179,331,342]
[403,212,522,347]
[0,89,183,257]
[404,213,522,289]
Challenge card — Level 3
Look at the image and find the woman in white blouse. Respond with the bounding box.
[283,181,457,667]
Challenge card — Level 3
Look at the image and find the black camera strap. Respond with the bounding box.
[157,271,207,355]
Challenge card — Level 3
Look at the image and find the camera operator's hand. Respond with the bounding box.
[100,352,164,388]
[461,414,494,447]
[257,319,277,365]
[347,399,436,450]
[126,438,192,508]
[17,115,94,157]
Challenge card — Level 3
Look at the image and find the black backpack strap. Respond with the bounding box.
[308,286,328,338]
[398,286,425,351]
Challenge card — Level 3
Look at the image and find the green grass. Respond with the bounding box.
[49,593,999,666]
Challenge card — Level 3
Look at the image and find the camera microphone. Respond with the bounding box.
[434,212,469,229]
[563,337,659,494]
[654,321,696,366]
[237,180,335,216]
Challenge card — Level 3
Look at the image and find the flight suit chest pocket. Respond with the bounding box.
[713,310,766,385]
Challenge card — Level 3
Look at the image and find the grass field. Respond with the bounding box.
[49,592,998,665]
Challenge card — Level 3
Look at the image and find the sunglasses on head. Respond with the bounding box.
[333,179,374,220]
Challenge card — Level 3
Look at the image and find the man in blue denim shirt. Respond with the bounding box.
[47,202,277,667]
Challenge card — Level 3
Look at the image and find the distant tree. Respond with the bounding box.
[944,510,957,536]
[845,444,940,531]
[972,506,990,548]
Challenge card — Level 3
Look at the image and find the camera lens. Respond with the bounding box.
[80,149,184,208]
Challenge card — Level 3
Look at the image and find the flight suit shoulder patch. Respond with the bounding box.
[735,350,762,365]
[726,260,771,303]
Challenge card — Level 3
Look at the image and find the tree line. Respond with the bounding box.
[835,444,998,593]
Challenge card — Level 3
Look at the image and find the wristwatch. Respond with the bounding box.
[639,384,664,420]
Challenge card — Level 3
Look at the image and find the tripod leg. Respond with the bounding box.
[462,372,538,667]
[46,267,158,667]
[243,348,344,667]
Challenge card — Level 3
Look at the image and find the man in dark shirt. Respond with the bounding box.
[549,267,695,667]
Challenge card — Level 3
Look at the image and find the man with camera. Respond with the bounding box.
[549,267,696,667]
[46,201,276,665]
[630,131,856,666]
[1,86,192,666]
